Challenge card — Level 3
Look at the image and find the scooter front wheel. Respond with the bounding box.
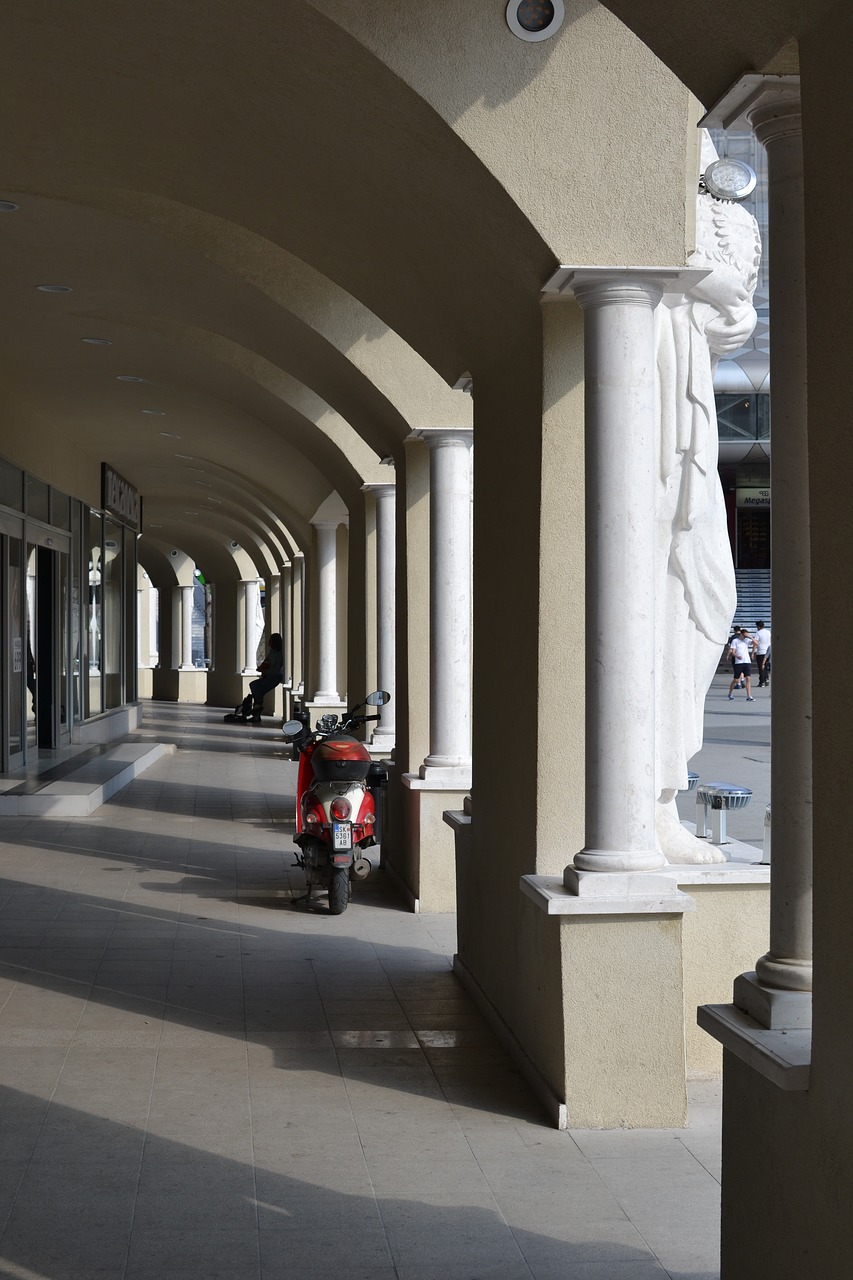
[328,866,350,915]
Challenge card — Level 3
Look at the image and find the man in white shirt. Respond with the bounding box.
[728,629,755,701]
[753,621,772,687]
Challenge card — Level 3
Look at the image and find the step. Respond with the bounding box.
[0,741,175,817]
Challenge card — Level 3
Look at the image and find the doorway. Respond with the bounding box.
[23,532,71,755]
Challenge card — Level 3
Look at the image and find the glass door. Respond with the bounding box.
[26,542,36,751]
[4,532,25,769]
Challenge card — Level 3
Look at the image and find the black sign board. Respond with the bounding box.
[102,463,141,532]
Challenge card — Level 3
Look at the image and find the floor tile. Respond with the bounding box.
[0,704,723,1280]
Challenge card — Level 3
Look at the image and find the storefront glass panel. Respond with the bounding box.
[26,477,49,524]
[26,543,37,749]
[0,460,23,512]
[7,537,24,760]
[123,528,137,703]
[103,521,123,709]
[88,510,103,716]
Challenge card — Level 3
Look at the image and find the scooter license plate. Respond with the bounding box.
[332,822,353,851]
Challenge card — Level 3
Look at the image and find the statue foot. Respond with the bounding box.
[656,801,727,865]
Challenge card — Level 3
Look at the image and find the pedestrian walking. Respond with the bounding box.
[728,628,755,701]
[753,620,771,687]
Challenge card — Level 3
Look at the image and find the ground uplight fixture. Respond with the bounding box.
[82,337,112,346]
[0,201,19,212]
[701,158,757,202]
[506,0,564,41]
[36,284,73,293]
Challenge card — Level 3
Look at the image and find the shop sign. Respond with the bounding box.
[736,487,770,508]
[12,636,22,674]
[102,463,141,531]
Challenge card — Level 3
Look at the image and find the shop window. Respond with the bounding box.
[51,489,71,531]
[26,476,49,523]
[103,522,122,709]
[0,459,23,511]
[88,510,103,716]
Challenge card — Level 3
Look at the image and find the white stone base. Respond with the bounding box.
[405,767,472,791]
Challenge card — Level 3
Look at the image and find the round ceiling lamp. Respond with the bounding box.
[701,158,757,203]
[506,0,565,41]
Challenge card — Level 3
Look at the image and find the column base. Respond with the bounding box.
[734,970,812,1029]
[313,689,340,702]
[415,763,472,789]
[755,951,813,994]
[572,847,666,874]
[558,867,692,912]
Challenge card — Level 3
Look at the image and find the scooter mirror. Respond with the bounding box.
[365,690,391,706]
[282,719,304,738]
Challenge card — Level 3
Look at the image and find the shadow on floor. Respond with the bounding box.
[0,1084,716,1280]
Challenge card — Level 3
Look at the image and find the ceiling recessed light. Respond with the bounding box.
[160,431,181,439]
[194,480,212,487]
[506,0,565,41]
[36,284,73,293]
[175,454,194,460]
[82,337,112,346]
[142,408,165,415]
[0,201,19,213]
[116,375,147,383]
[149,523,163,528]
[184,511,198,516]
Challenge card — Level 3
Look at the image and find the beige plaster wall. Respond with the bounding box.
[409,789,469,915]
[207,579,242,707]
[681,884,770,1078]
[562,915,687,1128]
[312,0,693,268]
[0,393,100,509]
[454,825,566,1113]
[711,7,853,1275]
[176,670,208,704]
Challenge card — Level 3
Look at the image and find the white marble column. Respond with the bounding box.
[363,483,396,743]
[543,267,705,880]
[179,584,194,670]
[242,578,260,674]
[292,552,305,695]
[281,561,293,685]
[411,428,473,781]
[313,521,340,700]
[704,77,811,1015]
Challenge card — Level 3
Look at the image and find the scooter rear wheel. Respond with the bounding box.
[328,867,350,915]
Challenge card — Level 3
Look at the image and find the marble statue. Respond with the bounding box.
[655,133,762,864]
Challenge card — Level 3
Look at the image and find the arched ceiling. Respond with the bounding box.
[2,0,824,579]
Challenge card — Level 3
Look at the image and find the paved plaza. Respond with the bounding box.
[0,698,762,1279]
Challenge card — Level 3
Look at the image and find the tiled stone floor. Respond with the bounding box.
[0,704,721,1279]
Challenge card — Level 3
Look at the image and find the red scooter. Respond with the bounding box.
[282,691,390,914]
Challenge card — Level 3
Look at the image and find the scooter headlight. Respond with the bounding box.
[330,797,352,821]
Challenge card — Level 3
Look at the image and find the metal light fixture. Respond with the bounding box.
[506,0,565,42]
[701,158,757,203]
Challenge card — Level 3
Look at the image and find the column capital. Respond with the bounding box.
[361,482,397,496]
[312,518,344,531]
[543,265,709,308]
[700,73,801,143]
[406,426,473,450]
